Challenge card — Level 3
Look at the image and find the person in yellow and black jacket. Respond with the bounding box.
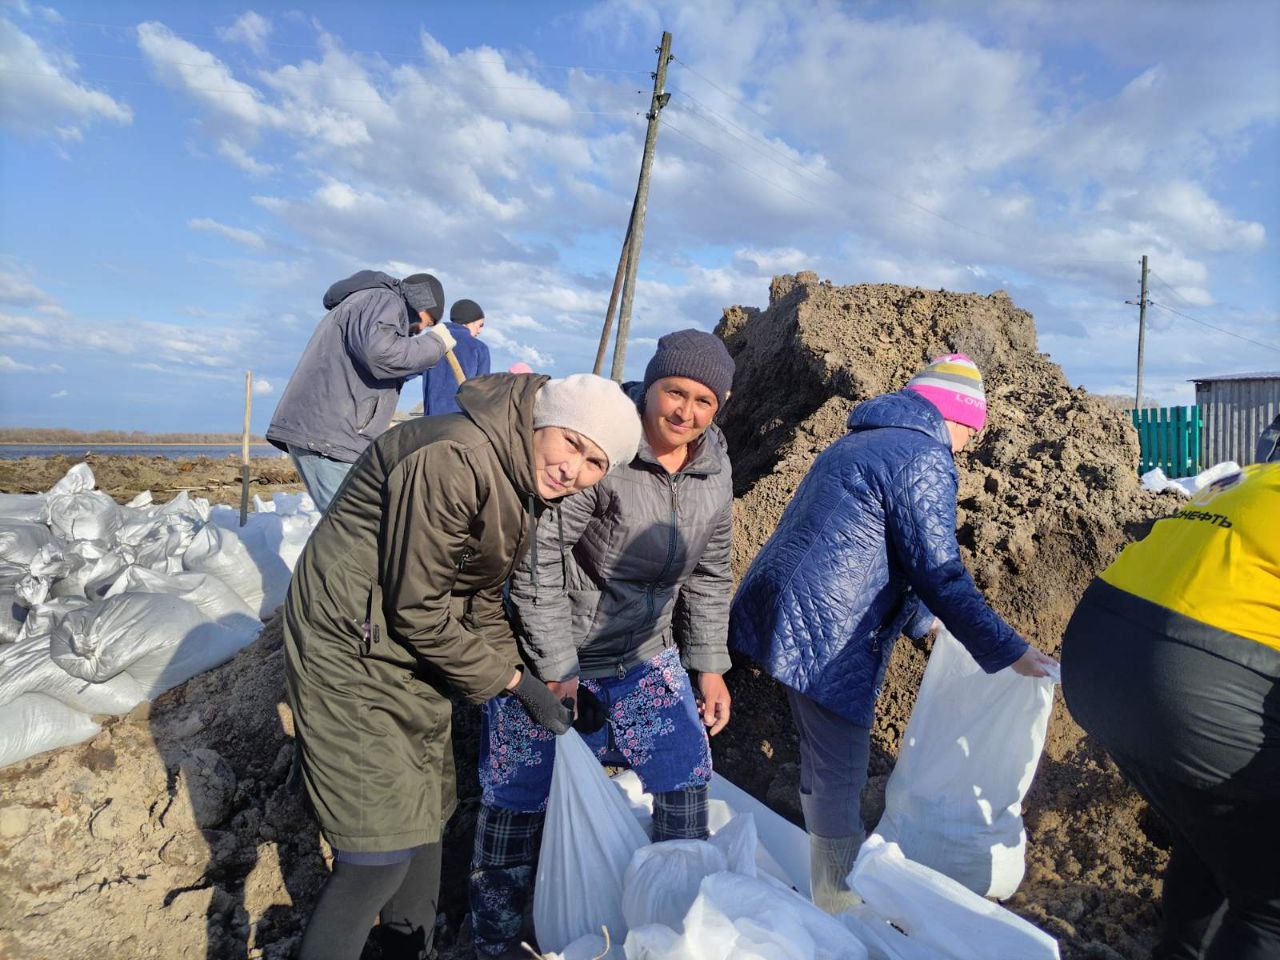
[1062,463,1279,960]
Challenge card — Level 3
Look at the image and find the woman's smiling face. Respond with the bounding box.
[531,426,609,499]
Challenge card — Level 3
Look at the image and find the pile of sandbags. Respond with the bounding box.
[0,464,321,767]
[541,732,1059,960]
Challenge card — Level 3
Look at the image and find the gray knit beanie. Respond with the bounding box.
[401,273,444,322]
[533,374,642,471]
[642,329,735,404]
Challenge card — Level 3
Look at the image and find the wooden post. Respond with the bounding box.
[593,213,634,376]
[239,371,252,527]
[610,31,673,382]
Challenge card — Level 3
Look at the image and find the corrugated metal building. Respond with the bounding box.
[1191,372,1280,466]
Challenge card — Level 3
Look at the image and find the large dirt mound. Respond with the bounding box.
[709,273,1170,958]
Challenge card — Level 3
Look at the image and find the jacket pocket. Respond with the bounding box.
[361,579,387,656]
[567,588,602,646]
[356,396,378,436]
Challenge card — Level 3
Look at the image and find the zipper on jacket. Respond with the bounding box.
[456,547,475,573]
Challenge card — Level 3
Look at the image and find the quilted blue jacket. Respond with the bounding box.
[729,389,1027,725]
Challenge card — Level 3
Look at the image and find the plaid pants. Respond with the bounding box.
[469,787,708,956]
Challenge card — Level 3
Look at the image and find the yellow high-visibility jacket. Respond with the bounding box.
[1101,463,1280,652]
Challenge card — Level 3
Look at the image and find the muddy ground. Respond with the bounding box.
[0,275,1176,960]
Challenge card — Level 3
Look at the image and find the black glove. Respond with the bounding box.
[511,670,573,735]
[573,685,607,735]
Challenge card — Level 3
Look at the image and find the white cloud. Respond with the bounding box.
[106,5,1276,408]
[250,377,274,395]
[50,388,68,398]
[188,217,267,250]
[217,11,272,56]
[217,138,275,175]
[0,15,132,139]
[0,353,63,373]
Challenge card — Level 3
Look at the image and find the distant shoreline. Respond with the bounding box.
[0,442,268,447]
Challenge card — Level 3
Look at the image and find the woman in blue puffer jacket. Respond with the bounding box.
[730,353,1057,913]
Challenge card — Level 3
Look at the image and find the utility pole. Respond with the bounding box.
[609,31,672,382]
[1126,255,1150,410]
[592,213,633,375]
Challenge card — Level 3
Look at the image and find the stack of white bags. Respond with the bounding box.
[537,627,1061,960]
[0,463,320,767]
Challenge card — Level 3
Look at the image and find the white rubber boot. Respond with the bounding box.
[808,832,864,915]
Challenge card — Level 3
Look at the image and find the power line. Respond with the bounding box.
[1148,301,1280,355]
[670,55,776,129]
[660,119,833,214]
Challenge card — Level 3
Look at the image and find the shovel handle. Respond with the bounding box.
[445,349,466,386]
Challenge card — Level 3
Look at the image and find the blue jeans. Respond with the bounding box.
[288,446,353,513]
[787,687,872,839]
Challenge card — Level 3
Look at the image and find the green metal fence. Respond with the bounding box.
[1129,406,1202,478]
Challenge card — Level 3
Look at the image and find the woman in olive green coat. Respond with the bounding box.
[284,372,641,960]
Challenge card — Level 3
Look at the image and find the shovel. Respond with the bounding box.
[444,349,466,386]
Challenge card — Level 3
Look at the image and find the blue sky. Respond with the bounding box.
[1,0,1277,433]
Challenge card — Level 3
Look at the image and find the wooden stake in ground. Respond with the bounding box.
[239,371,252,527]
[609,31,672,382]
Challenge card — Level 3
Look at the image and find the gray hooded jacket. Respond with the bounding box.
[508,384,734,681]
[267,272,446,463]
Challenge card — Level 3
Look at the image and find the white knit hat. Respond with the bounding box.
[533,374,642,471]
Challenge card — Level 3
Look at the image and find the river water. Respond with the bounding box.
[0,444,284,461]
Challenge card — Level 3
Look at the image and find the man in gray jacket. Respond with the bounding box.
[266,270,457,510]
[469,329,735,959]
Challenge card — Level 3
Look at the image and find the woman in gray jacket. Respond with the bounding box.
[469,330,736,959]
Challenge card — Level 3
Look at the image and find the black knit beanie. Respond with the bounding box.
[450,299,485,324]
[401,273,445,322]
[642,329,735,404]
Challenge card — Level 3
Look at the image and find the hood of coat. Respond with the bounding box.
[457,372,551,504]
[624,379,728,476]
[322,269,401,310]
[847,388,952,450]
[322,270,416,332]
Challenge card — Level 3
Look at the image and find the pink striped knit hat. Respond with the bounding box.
[905,353,987,431]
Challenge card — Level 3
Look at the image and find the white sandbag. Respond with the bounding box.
[709,812,758,878]
[43,489,122,543]
[0,692,100,768]
[873,627,1054,899]
[0,587,26,643]
[49,591,258,697]
[0,520,53,577]
[709,775,810,894]
[623,924,681,959]
[182,523,267,616]
[126,491,153,509]
[676,871,868,960]
[535,730,651,954]
[114,512,201,570]
[48,547,129,600]
[27,542,69,578]
[0,492,47,522]
[850,836,1058,960]
[0,622,147,715]
[183,520,294,618]
[48,462,95,495]
[838,904,947,960]
[612,770,802,892]
[623,841,728,932]
[106,565,257,625]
